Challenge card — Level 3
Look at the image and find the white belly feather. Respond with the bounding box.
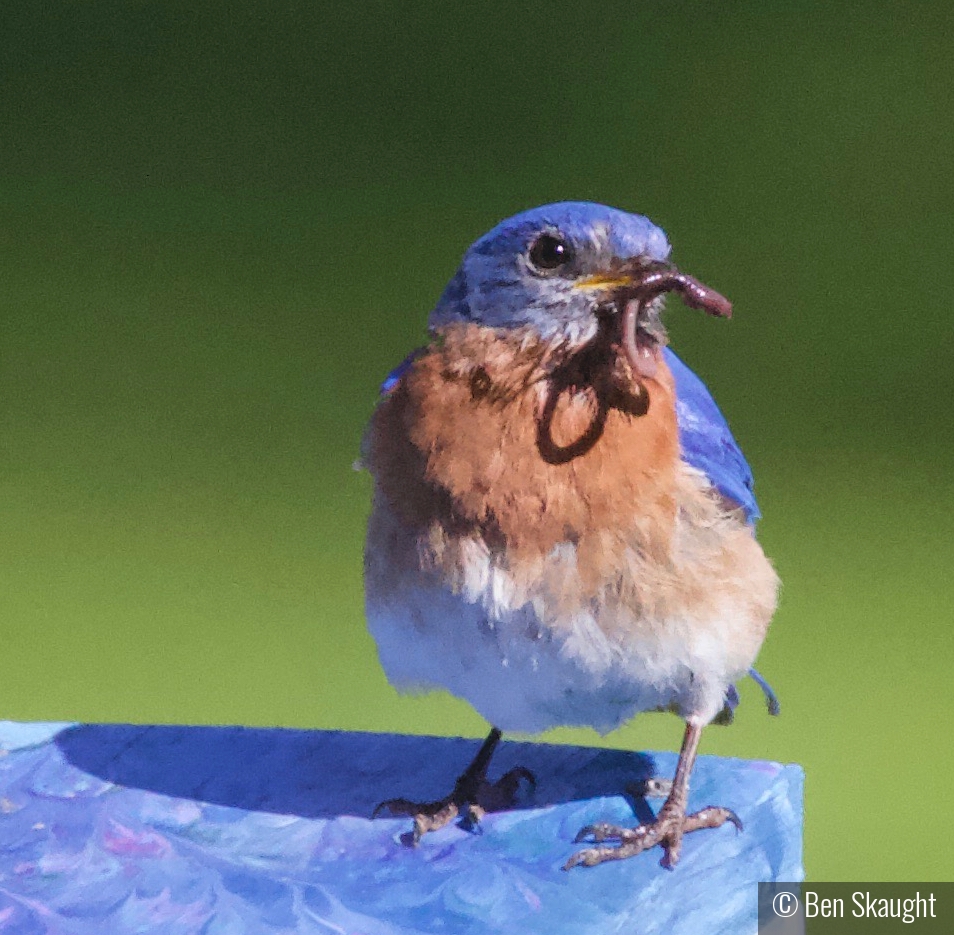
[364,465,777,734]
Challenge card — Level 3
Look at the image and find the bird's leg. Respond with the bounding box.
[373,728,535,845]
[564,721,742,870]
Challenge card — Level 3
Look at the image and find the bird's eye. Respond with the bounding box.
[528,232,574,273]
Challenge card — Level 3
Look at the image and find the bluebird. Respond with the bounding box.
[363,202,779,869]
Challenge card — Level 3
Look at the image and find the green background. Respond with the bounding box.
[2,0,952,882]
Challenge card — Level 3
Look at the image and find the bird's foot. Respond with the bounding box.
[564,804,741,870]
[373,765,535,845]
[628,776,672,799]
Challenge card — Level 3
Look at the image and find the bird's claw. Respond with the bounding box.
[563,805,742,871]
[371,797,422,820]
[476,766,536,810]
[372,796,461,844]
[716,807,744,834]
[372,765,535,845]
[573,821,638,844]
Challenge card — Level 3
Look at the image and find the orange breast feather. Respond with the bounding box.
[367,325,682,591]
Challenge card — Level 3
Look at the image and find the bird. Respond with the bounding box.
[361,201,780,869]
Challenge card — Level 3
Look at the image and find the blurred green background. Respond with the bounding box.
[2,0,952,882]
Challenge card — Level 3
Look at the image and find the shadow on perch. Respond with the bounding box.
[56,724,659,824]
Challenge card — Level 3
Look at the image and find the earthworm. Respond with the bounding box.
[620,268,732,378]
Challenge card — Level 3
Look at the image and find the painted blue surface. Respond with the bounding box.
[0,724,803,934]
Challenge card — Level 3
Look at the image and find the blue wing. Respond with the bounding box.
[664,347,760,524]
[380,350,423,395]
[382,347,760,524]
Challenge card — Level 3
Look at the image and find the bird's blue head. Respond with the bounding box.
[429,202,672,341]
[429,202,731,377]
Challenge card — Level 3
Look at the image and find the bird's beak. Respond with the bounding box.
[574,260,732,319]
[573,272,639,293]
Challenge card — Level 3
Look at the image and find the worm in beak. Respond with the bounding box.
[619,266,732,380]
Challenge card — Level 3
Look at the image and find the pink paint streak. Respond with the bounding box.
[102,820,171,859]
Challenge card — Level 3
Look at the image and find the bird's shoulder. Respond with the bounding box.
[663,348,760,524]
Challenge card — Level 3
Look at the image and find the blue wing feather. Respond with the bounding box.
[382,347,759,524]
[664,347,760,524]
[380,350,423,395]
